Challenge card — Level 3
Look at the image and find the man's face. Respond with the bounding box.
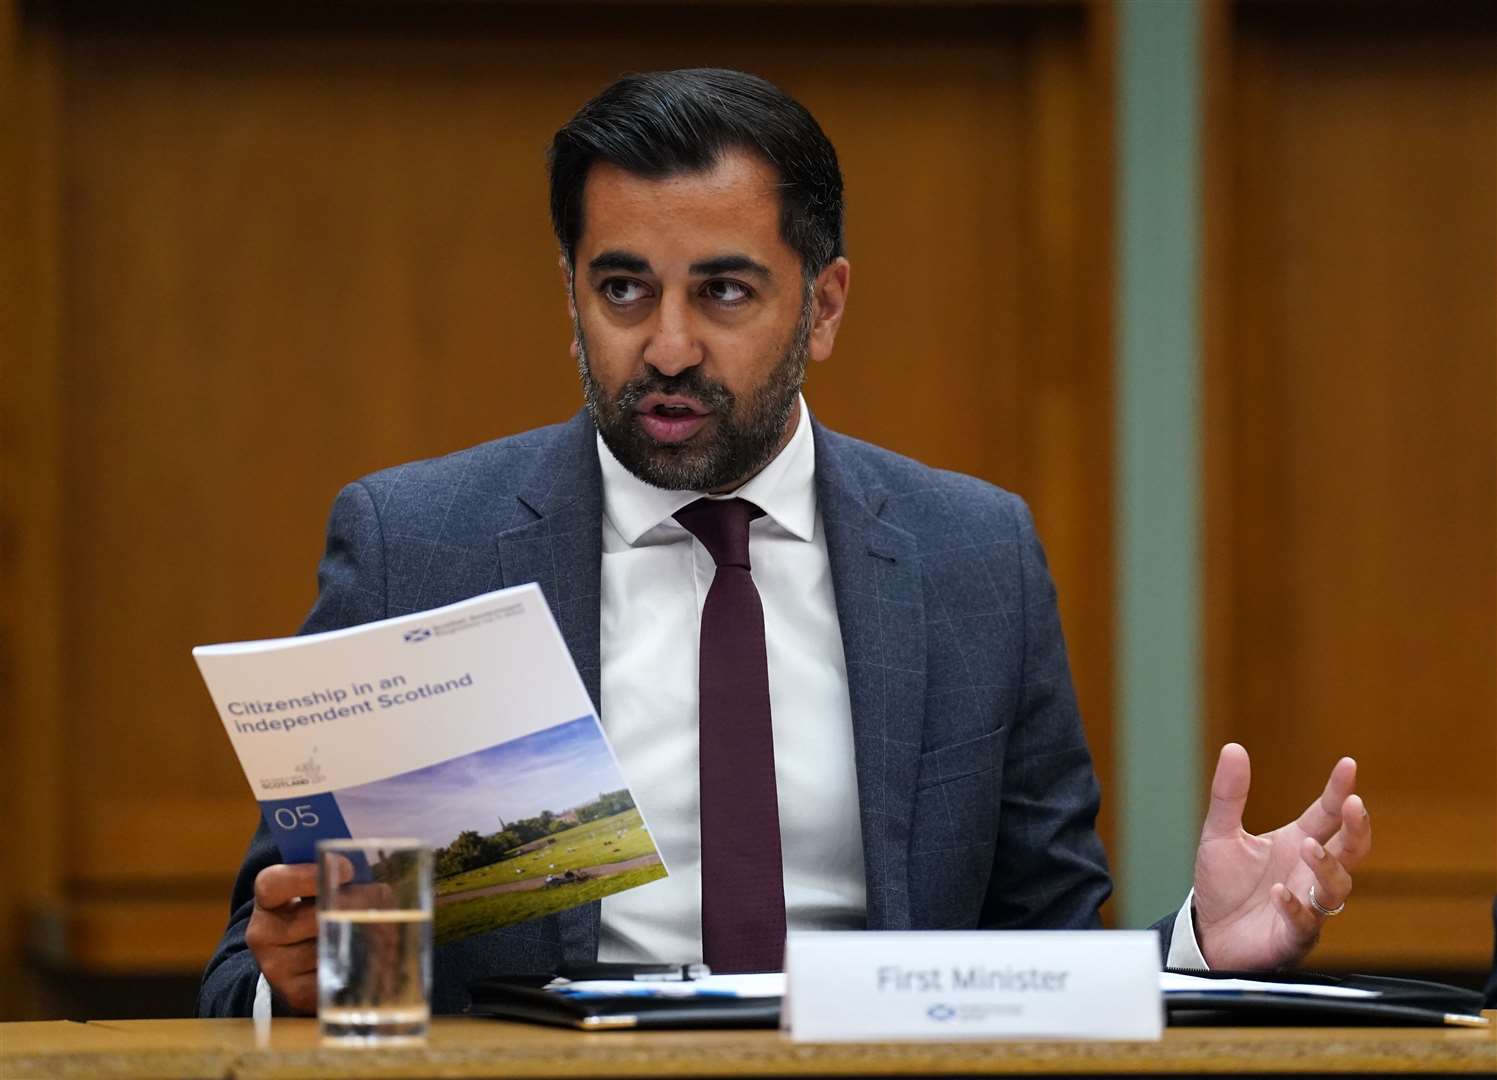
[567,150,848,492]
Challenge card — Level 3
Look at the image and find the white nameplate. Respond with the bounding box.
[783,930,1162,1042]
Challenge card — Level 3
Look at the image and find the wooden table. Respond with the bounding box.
[3,1015,1494,1079]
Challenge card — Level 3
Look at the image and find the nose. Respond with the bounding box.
[641,292,703,376]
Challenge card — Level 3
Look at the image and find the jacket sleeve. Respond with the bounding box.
[978,495,1177,962]
[976,496,1112,931]
[196,481,389,1017]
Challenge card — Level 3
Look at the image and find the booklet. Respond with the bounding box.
[193,584,667,946]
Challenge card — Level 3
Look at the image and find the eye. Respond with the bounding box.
[701,279,752,306]
[601,278,651,305]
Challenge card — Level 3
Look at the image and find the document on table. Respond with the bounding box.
[1160,972,1378,999]
[550,974,787,999]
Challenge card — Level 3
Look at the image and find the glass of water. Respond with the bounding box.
[316,838,432,1045]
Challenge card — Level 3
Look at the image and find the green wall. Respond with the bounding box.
[1115,0,1204,927]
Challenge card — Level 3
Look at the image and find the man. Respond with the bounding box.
[199,69,1371,1018]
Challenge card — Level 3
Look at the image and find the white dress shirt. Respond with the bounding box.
[596,397,867,961]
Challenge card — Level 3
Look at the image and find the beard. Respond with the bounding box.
[575,295,813,492]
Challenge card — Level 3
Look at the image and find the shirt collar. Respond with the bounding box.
[597,394,817,545]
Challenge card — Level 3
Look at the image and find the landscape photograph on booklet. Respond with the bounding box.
[333,715,667,944]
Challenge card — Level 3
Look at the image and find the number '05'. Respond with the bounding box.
[272,804,321,830]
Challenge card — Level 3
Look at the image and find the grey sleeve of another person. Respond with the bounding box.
[196,482,388,1017]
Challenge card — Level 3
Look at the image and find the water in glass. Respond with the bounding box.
[318,908,432,1043]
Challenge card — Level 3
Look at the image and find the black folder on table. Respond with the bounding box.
[465,977,782,1030]
[1163,969,1489,1028]
[468,969,1488,1032]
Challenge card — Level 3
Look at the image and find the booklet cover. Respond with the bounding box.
[193,584,667,945]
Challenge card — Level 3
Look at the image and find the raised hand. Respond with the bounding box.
[1192,743,1372,970]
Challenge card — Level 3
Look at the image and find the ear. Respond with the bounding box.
[808,257,851,364]
[560,254,580,360]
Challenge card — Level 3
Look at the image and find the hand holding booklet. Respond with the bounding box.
[193,584,667,947]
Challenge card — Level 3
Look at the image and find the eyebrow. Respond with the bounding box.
[588,251,651,274]
[689,255,772,280]
[586,250,773,280]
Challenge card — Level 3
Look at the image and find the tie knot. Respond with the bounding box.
[674,498,762,569]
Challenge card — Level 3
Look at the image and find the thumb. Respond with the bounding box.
[1200,742,1251,842]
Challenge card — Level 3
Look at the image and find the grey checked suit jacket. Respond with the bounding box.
[199,411,1161,1017]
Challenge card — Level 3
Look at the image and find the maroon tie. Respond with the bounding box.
[674,498,786,973]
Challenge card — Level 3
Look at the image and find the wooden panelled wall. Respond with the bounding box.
[3,0,1494,1021]
[1,1,1116,1018]
[1203,0,1497,968]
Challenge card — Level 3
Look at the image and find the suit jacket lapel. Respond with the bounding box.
[494,412,604,714]
[813,422,927,932]
[493,410,604,964]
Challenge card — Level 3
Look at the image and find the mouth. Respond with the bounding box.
[633,395,712,444]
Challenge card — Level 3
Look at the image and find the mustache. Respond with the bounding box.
[613,368,737,414]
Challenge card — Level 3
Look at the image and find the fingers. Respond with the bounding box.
[1301,835,1352,911]
[247,863,328,1016]
[340,882,396,908]
[1266,832,1358,967]
[1200,743,1251,841]
[254,863,320,910]
[1326,793,1372,871]
[244,896,318,1013]
[250,864,319,952]
[1271,881,1322,951]
[1275,815,1364,966]
[252,856,356,909]
[258,938,319,1014]
[1295,757,1357,843]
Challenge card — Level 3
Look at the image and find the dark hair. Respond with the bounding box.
[548,68,844,278]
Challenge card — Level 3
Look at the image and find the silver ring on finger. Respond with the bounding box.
[1309,883,1345,917]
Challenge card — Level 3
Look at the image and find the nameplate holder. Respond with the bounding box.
[783,930,1162,1042]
